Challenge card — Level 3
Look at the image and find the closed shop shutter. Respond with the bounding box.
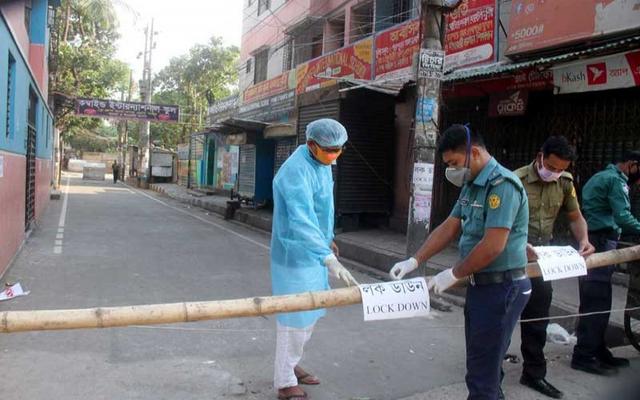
[238,144,256,197]
[297,101,340,145]
[274,137,298,174]
[337,91,395,216]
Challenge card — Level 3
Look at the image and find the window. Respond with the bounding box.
[25,0,32,34]
[28,88,38,130]
[253,49,268,84]
[258,0,270,16]
[325,15,345,53]
[246,58,252,74]
[282,39,293,72]
[351,1,374,43]
[6,53,16,137]
[45,115,49,148]
[392,0,413,24]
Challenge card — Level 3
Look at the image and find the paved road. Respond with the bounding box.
[1,173,637,399]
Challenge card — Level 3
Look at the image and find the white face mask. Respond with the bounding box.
[445,166,471,187]
[537,158,563,182]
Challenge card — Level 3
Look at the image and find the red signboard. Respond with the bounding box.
[506,0,640,56]
[444,0,497,70]
[243,71,293,103]
[296,38,373,94]
[375,18,421,80]
[444,68,554,98]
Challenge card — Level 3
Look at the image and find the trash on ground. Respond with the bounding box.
[546,323,577,345]
[0,283,30,302]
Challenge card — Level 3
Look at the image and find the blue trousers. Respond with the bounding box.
[464,277,531,400]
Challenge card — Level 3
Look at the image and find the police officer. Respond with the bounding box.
[390,124,531,400]
[572,151,640,375]
[515,136,595,398]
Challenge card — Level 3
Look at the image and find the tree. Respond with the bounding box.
[151,37,239,149]
[50,0,130,144]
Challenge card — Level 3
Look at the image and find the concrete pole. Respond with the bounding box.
[406,1,444,256]
[138,19,154,180]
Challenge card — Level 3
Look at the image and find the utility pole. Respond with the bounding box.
[121,69,133,180]
[406,1,450,256]
[138,18,155,181]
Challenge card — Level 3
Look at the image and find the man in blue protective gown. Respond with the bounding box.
[271,118,358,400]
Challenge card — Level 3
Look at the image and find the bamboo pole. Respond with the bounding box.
[2,245,639,333]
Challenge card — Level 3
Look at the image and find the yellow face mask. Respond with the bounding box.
[311,143,343,165]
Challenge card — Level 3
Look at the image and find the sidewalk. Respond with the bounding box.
[147,182,632,345]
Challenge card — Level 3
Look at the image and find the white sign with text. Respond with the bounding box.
[358,278,430,321]
[534,246,587,281]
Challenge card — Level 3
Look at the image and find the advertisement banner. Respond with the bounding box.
[444,0,497,70]
[243,70,295,103]
[296,38,373,94]
[553,50,640,94]
[374,18,420,80]
[444,68,554,98]
[208,95,238,123]
[75,98,179,123]
[506,0,640,56]
[488,90,529,117]
[238,90,295,122]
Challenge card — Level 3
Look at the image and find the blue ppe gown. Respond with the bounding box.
[271,145,335,328]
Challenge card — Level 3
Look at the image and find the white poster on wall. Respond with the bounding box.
[0,155,3,178]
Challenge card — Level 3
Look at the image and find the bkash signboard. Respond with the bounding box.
[552,50,640,94]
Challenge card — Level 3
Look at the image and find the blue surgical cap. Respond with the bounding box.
[305,118,348,147]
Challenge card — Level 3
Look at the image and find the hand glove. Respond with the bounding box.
[324,254,359,287]
[389,258,419,280]
[427,268,459,295]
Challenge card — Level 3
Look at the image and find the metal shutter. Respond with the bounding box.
[238,144,256,197]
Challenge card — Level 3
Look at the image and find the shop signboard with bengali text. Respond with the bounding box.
[243,71,295,104]
[296,38,373,94]
[75,98,179,123]
[506,0,640,56]
[444,0,497,70]
[374,18,421,80]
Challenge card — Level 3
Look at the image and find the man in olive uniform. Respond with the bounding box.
[572,151,640,375]
[390,124,531,400]
[515,136,595,398]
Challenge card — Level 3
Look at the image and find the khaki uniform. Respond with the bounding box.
[515,162,579,246]
[514,161,579,381]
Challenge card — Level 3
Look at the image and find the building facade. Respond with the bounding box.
[207,0,640,252]
[0,0,57,276]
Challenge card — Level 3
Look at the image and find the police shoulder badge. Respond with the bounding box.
[488,194,501,209]
[571,186,577,198]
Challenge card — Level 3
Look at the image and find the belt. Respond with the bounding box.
[470,268,527,286]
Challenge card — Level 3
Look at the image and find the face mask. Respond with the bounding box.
[311,145,342,165]
[537,160,563,182]
[445,166,471,187]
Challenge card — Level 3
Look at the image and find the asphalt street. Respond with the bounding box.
[0,173,637,400]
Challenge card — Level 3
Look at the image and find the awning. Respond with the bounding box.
[196,118,295,143]
[264,123,296,138]
[444,35,640,83]
[313,74,415,96]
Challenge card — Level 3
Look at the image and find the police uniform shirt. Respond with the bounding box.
[515,162,579,246]
[451,157,529,273]
[582,164,640,236]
